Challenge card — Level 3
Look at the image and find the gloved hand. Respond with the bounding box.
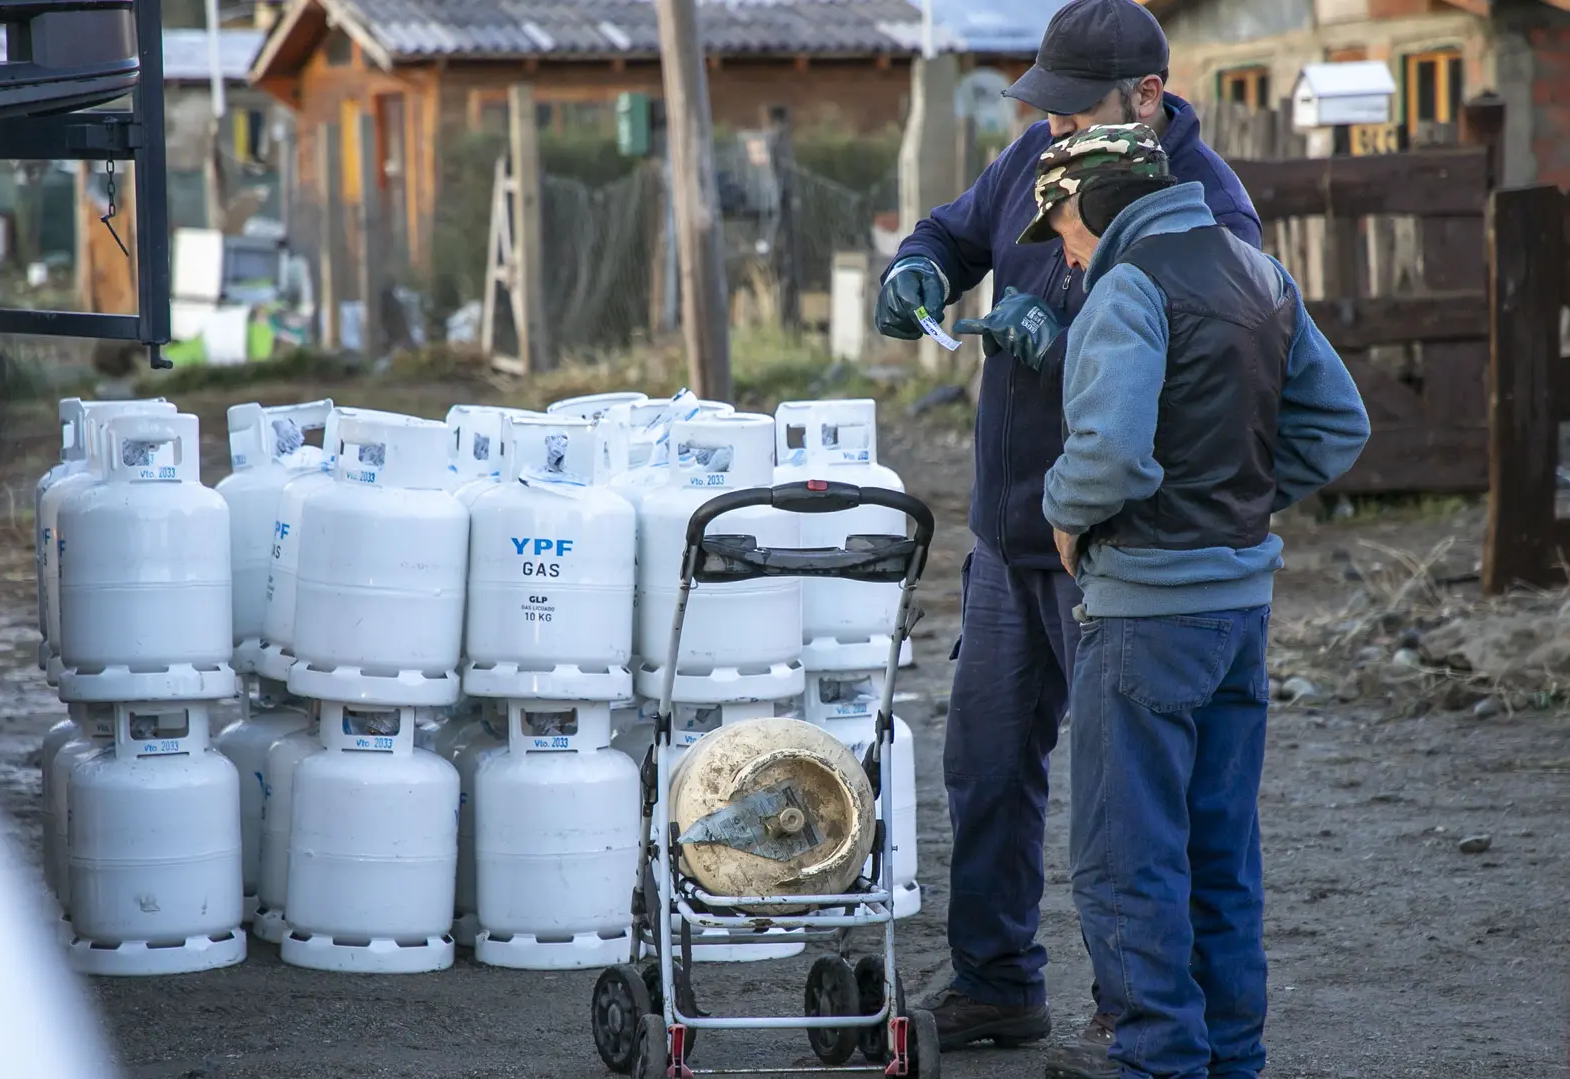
[953,286,1064,372]
[875,257,948,341]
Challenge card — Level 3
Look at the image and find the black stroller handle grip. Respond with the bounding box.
[684,481,936,548]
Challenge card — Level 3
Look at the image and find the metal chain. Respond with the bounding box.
[100,159,128,257]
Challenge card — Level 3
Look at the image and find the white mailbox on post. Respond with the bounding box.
[1292,61,1397,129]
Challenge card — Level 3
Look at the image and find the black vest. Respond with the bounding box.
[1086,225,1295,551]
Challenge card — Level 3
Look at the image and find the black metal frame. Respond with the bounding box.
[0,0,172,366]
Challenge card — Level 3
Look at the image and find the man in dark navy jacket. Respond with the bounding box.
[877,0,1263,1060]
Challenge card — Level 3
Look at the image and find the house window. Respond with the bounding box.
[325,29,352,67]
[557,101,614,133]
[1218,66,1272,110]
[1404,48,1463,132]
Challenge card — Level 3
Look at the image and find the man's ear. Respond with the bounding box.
[1138,75,1164,120]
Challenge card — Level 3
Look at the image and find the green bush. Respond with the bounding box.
[792,121,902,199]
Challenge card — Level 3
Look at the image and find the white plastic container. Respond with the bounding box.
[802,669,921,918]
[215,679,309,922]
[473,700,640,969]
[67,701,246,975]
[289,411,470,707]
[451,709,506,948]
[464,415,636,701]
[217,400,334,672]
[252,709,322,944]
[57,413,236,703]
[634,412,803,703]
[43,704,114,908]
[38,398,177,684]
[774,399,912,671]
[446,404,543,503]
[544,390,648,421]
[282,702,459,973]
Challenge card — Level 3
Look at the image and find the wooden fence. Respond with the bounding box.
[1201,97,1502,496]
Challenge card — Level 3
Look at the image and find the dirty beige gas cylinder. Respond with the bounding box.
[670,718,875,913]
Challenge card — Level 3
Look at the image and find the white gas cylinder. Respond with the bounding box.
[252,710,322,944]
[599,393,736,509]
[446,404,543,503]
[216,678,309,922]
[67,701,246,975]
[38,398,177,685]
[803,669,921,918]
[473,700,640,969]
[774,399,912,671]
[289,411,470,707]
[43,704,114,908]
[35,398,87,671]
[57,413,236,704]
[544,390,649,421]
[464,415,636,701]
[217,400,334,672]
[634,412,803,703]
[282,701,459,973]
[451,708,506,948]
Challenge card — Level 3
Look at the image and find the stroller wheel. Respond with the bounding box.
[641,959,699,1055]
[911,1008,942,1079]
[592,964,652,1074]
[853,955,905,1062]
[804,954,860,1065]
[633,1014,669,1079]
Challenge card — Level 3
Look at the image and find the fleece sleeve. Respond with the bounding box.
[1041,263,1170,535]
[1272,290,1372,510]
[886,144,1012,302]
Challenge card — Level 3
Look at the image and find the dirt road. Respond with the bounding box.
[0,405,1565,1079]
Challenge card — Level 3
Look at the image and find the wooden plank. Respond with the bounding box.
[1326,424,1489,494]
[1484,185,1568,593]
[316,122,342,349]
[1342,357,1423,423]
[508,83,548,371]
[1228,148,1489,221]
[357,111,384,359]
[1422,343,1489,427]
[654,0,733,400]
[1305,291,1487,350]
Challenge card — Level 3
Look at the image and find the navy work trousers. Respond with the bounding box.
[1070,608,1272,1079]
[944,540,1084,1008]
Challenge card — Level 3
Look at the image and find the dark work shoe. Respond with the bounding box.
[1041,1042,1119,1079]
[1079,1012,1115,1048]
[914,987,1050,1051]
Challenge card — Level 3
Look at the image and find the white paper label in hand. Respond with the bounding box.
[915,306,962,352]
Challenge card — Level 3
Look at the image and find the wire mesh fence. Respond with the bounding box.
[290,129,895,363]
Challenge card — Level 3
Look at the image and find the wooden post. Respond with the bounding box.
[769,107,800,332]
[357,111,385,358]
[1483,185,1566,594]
[653,0,732,401]
[316,122,343,349]
[507,83,548,370]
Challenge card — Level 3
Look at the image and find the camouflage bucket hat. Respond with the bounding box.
[1017,123,1169,244]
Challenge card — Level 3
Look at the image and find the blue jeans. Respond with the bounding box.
[1069,608,1271,1079]
[944,541,1084,1008]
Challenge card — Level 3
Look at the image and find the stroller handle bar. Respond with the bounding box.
[684,481,935,548]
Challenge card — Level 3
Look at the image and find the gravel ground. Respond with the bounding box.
[0,394,1566,1079]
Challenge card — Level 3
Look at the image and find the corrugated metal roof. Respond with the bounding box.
[333,0,929,60]
[162,28,268,81]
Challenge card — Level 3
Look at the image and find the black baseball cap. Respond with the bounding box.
[1005,0,1170,116]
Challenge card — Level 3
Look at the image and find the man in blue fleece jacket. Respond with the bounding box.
[996,125,1369,1079]
[877,0,1262,1056]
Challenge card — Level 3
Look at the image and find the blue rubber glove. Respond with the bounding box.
[875,257,949,341]
[953,286,1064,372]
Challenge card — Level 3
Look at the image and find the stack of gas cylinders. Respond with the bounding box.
[29,387,917,977]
